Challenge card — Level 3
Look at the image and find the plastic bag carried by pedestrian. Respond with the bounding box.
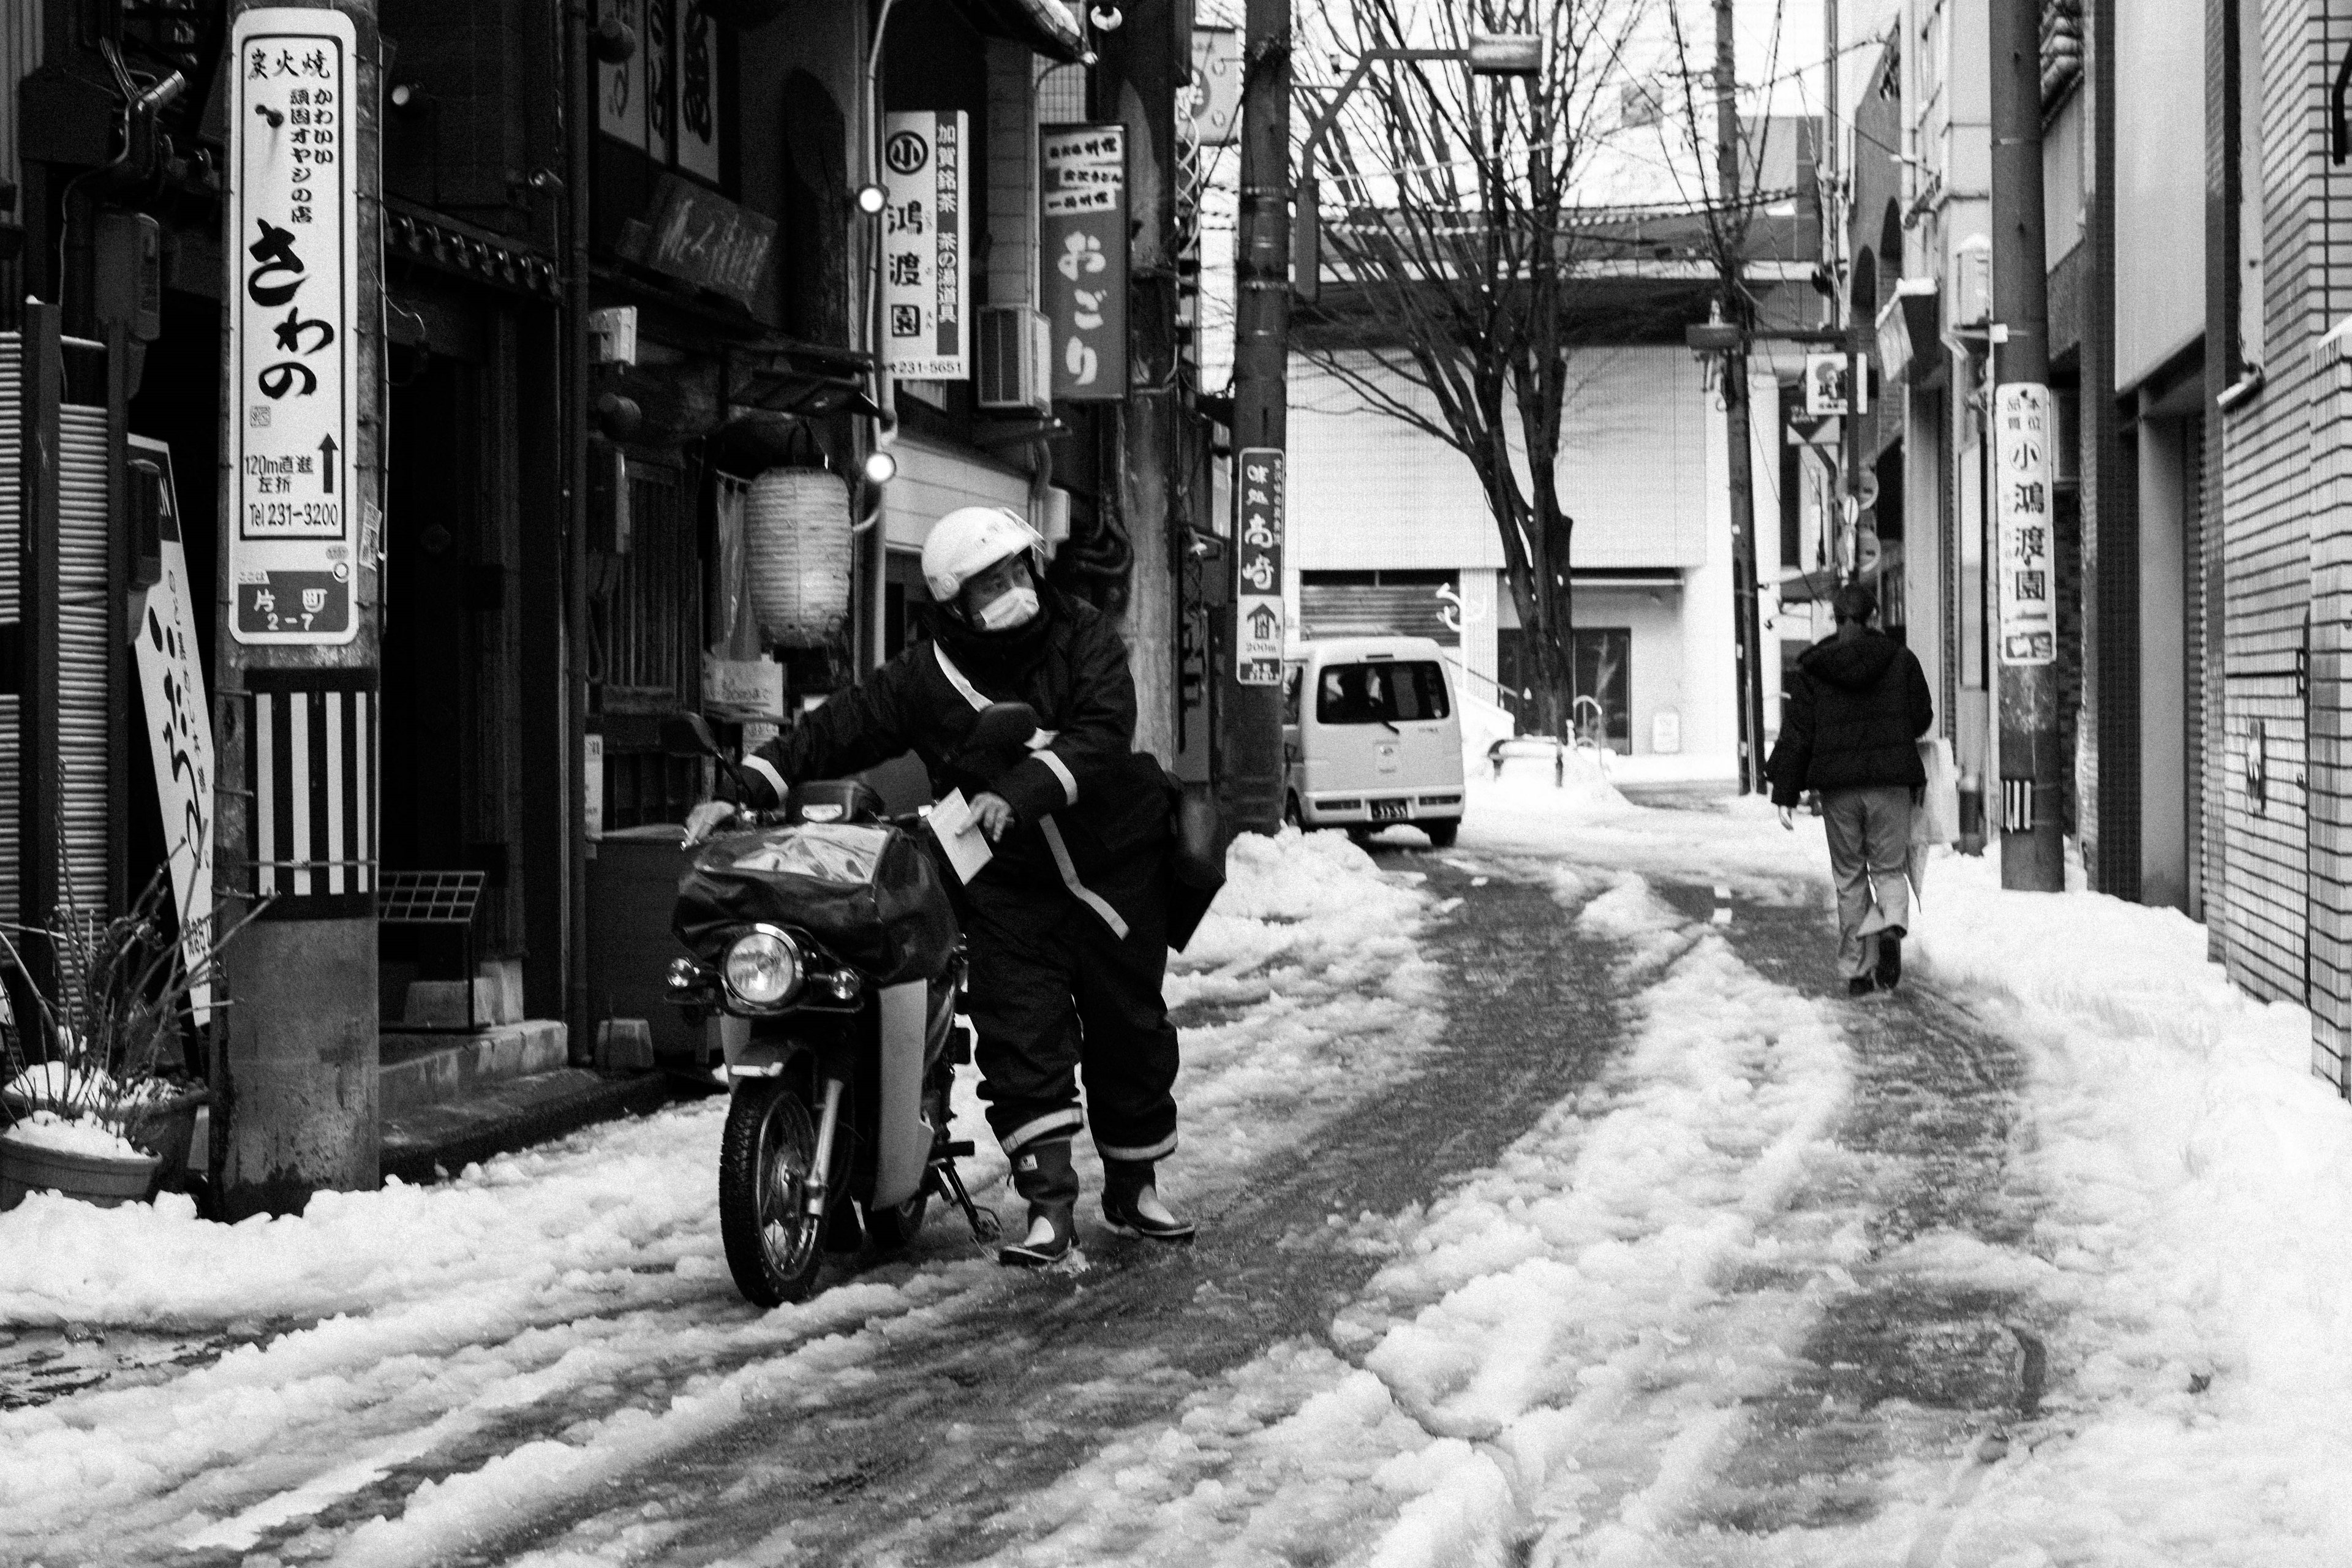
[1909,736,1958,902]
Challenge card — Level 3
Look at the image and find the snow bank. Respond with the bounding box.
[1904,848,2352,1561]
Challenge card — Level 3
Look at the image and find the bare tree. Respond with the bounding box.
[1294,0,1648,741]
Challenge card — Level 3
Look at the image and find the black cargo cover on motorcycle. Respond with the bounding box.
[673,822,959,986]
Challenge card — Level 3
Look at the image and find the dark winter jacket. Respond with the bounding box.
[1765,628,1934,807]
[731,587,1178,941]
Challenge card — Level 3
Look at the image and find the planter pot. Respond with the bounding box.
[0,1129,161,1212]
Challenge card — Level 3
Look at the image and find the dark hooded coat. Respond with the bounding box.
[731,587,1206,947]
[1766,628,1934,807]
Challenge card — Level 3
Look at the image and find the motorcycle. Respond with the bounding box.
[661,709,1034,1306]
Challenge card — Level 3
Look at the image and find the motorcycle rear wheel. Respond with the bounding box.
[719,1079,827,1306]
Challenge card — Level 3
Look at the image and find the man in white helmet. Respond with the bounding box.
[684,505,1197,1267]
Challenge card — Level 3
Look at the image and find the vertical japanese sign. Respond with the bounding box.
[229,8,359,645]
[643,0,674,164]
[677,0,723,183]
[1234,448,1286,684]
[129,439,216,1024]
[1993,382,2056,666]
[1040,126,1128,401]
[881,111,969,380]
[597,0,647,148]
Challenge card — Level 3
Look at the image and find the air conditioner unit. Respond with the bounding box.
[977,306,1052,412]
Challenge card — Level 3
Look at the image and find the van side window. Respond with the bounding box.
[1314,661,1452,725]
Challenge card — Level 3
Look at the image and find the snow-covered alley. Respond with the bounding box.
[6,779,2352,1567]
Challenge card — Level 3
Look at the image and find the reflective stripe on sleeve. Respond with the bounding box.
[1038,750,1079,805]
[743,754,788,804]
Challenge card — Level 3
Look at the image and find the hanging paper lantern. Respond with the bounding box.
[746,467,853,649]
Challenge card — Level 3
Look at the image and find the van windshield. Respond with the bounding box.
[1316,661,1452,725]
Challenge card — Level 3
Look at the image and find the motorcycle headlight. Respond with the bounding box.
[723,926,803,1009]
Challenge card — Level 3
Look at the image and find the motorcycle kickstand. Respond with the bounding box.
[932,1160,1001,1244]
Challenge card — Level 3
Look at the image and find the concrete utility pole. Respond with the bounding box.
[213,0,385,1213]
[1825,0,1863,578]
[1221,0,1289,834]
[1714,0,1768,795]
[1095,0,1185,764]
[1987,0,2065,890]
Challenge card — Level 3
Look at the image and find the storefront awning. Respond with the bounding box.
[949,0,1088,63]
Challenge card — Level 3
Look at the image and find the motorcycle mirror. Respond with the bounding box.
[660,713,723,756]
[968,701,1041,753]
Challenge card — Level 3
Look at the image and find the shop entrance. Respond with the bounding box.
[381,344,526,971]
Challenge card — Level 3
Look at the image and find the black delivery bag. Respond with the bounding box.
[673,822,959,986]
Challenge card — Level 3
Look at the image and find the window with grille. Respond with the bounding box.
[589,459,701,714]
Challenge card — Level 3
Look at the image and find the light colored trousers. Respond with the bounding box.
[1821,785,1914,979]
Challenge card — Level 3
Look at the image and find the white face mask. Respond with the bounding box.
[973,584,1040,631]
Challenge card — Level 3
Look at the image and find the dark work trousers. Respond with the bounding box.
[965,874,1180,1166]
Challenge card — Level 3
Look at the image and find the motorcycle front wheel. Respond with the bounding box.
[718,1079,828,1306]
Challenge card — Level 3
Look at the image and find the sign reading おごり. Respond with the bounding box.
[1234,448,1286,685]
[228,8,360,645]
[881,111,969,380]
[1040,126,1128,401]
[1993,382,2057,666]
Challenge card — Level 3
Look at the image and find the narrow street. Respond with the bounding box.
[0,799,2108,1566]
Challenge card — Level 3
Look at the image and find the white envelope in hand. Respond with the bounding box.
[930,788,995,885]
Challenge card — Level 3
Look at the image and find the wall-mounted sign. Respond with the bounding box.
[129,439,216,1022]
[880,111,969,380]
[1189,28,1243,146]
[1234,447,1285,685]
[1803,350,1868,417]
[677,0,723,182]
[597,0,647,150]
[600,0,726,182]
[228,7,360,645]
[1041,125,1128,401]
[625,174,774,307]
[1994,382,2057,666]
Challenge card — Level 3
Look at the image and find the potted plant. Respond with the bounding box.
[0,866,250,1212]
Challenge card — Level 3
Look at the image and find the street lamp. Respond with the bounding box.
[1292,32,1542,306]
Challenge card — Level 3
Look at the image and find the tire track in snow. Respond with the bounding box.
[350,854,1629,1568]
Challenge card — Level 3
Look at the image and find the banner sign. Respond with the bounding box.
[129,439,216,1023]
[1189,28,1243,146]
[228,7,360,645]
[1234,447,1286,685]
[1041,126,1128,401]
[1994,382,2057,666]
[882,111,970,380]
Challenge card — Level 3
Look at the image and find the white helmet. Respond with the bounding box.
[922,505,1044,603]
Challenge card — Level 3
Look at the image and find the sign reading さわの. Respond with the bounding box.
[1993,382,2057,666]
[228,8,360,645]
[1234,448,1286,685]
[881,111,969,380]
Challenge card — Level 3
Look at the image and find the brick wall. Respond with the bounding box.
[2216,0,2329,1006]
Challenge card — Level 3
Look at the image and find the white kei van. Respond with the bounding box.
[1281,636,1467,848]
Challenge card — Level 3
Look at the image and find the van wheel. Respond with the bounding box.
[1283,793,1305,831]
[1424,821,1459,850]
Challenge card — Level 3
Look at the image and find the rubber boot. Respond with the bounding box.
[997,1137,1078,1267]
[1101,1158,1196,1243]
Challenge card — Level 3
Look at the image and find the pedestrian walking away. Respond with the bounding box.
[1765,583,1936,997]
[684,506,1200,1268]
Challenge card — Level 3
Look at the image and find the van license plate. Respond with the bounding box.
[1371,799,1411,823]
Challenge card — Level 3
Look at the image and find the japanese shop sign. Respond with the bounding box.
[228,7,359,645]
[633,175,774,307]
[881,111,969,380]
[1234,447,1286,685]
[1994,382,2057,667]
[597,0,647,149]
[1041,125,1128,401]
[676,0,723,182]
[1189,28,1243,146]
[129,438,216,1024]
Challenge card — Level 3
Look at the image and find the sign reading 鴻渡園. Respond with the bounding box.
[1994,382,2057,666]
[1040,126,1128,401]
[228,8,360,645]
[881,111,969,380]
[1234,447,1286,685]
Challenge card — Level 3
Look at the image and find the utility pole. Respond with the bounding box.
[1825,0,1863,580]
[1714,0,1767,795]
[1221,0,1289,834]
[214,0,385,1213]
[1988,0,2064,889]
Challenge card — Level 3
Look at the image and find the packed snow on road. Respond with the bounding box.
[2,772,2348,1566]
